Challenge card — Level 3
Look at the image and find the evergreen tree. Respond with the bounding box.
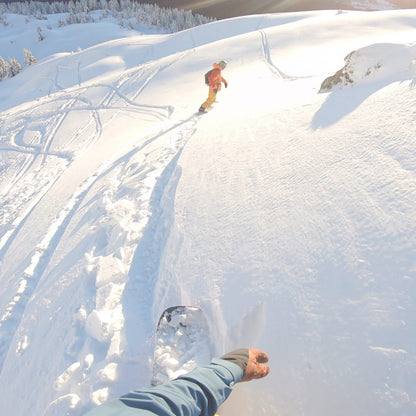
[23,49,37,66]
[67,0,76,13]
[100,0,109,12]
[35,10,46,20]
[0,13,8,27]
[80,0,89,13]
[8,57,22,77]
[37,26,44,41]
[88,0,98,12]
[109,0,120,14]
[0,56,9,80]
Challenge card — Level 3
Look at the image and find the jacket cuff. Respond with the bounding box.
[211,358,244,384]
[220,349,249,373]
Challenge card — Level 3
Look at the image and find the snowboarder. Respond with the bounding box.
[84,348,270,416]
[199,61,228,113]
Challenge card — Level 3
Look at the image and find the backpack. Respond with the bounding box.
[204,69,213,85]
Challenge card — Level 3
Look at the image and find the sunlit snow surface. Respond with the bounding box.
[0,8,416,416]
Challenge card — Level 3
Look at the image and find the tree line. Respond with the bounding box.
[0,0,214,80]
[0,0,214,31]
[0,49,37,81]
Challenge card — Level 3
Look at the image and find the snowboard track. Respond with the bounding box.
[260,30,292,80]
[259,29,309,81]
[0,109,201,385]
[0,45,201,407]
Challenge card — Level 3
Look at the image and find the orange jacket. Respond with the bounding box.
[208,63,228,91]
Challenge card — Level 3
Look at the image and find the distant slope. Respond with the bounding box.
[149,0,413,19]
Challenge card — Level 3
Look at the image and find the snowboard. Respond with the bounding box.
[197,108,212,115]
[197,103,218,115]
[151,305,212,386]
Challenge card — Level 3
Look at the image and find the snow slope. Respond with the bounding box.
[1,8,416,416]
[152,0,411,19]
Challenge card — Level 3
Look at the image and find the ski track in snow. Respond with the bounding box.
[259,29,309,81]
[0,48,201,391]
[0,57,176,255]
[259,29,292,80]
[47,118,199,413]
[0,110,197,342]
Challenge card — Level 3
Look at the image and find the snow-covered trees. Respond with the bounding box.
[0,56,8,81]
[23,49,37,66]
[0,0,213,81]
[0,13,8,27]
[8,57,22,77]
[0,50,37,82]
[0,0,214,33]
[37,26,44,41]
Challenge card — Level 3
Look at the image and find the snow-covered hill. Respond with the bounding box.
[153,0,413,19]
[1,7,416,416]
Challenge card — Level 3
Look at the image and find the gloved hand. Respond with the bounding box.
[221,348,270,381]
[224,83,228,88]
[213,89,218,93]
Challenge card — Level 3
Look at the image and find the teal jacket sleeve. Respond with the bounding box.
[84,358,243,416]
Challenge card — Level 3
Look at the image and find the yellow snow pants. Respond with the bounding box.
[201,88,217,110]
